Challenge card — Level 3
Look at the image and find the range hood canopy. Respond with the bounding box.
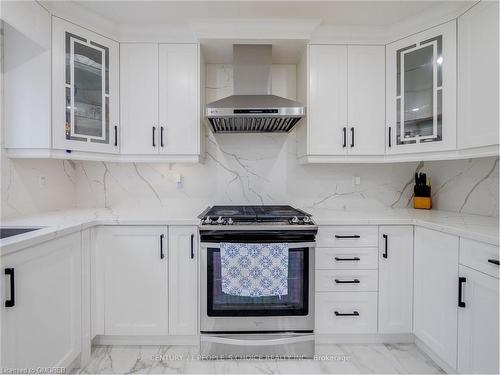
[205,44,305,133]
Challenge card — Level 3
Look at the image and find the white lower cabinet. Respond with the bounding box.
[168,226,198,335]
[378,226,413,334]
[1,233,82,368]
[97,226,169,335]
[414,227,459,370]
[457,265,499,374]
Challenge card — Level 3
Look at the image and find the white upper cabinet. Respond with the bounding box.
[120,43,159,155]
[52,17,120,154]
[386,21,456,154]
[301,44,385,159]
[158,44,200,156]
[120,43,201,158]
[458,1,499,151]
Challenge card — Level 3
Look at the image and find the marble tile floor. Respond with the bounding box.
[73,343,444,374]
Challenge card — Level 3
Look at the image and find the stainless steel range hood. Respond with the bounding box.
[205,45,305,133]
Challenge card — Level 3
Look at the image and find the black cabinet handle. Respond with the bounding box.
[114,126,118,146]
[350,127,355,148]
[334,235,360,239]
[382,234,388,259]
[160,234,165,259]
[488,259,499,266]
[388,126,392,148]
[458,277,466,308]
[152,126,156,147]
[342,127,347,148]
[335,311,359,317]
[5,268,15,308]
[190,234,195,259]
[160,126,164,148]
[335,279,360,284]
[334,257,360,262]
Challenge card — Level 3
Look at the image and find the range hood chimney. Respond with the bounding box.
[205,45,305,133]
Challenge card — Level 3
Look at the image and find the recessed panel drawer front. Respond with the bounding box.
[315,292,377,334]
[316,270,378,292]
[316,247,378,270]
[460,238,499,279]
[317,226,378,247]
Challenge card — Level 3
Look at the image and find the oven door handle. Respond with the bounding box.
[200,242,316,249]
[200,334,313,346]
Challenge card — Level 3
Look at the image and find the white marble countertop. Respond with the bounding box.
[1,207,498,256]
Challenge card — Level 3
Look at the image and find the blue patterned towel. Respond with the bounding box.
[220,243,289,297]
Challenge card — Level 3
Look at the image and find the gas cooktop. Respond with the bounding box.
[198,205,314,226]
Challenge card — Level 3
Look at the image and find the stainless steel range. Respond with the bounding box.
[198,205,317,359]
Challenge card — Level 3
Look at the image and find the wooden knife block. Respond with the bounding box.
[414,196,432,209]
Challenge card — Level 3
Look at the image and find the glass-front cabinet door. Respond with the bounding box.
[386,21,456,154]
[52,17,119,153]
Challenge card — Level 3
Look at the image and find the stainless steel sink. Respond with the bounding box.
[0,227,43,239]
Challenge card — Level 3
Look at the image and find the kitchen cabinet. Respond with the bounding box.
[378,226,413,334]
[1,233,82,368]
[120,43,201,157]
[386,21,456,154]
[97,226,169,335]
[52,17,120,154]
[168,226,198,335]
[414,227,459,370]
[458,0,499,151]
[304,45,385,157]
[457,265,499,374]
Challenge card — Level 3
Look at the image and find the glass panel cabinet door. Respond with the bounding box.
[387,21,456,154]
[52,17,119,153]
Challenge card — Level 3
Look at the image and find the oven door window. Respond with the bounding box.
[207,247,309,316]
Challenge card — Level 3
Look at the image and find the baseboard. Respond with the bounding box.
[93,335,200,346]
[315,333,414,344]
[414,336,456,374]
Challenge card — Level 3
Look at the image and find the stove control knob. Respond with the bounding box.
[203,216,211,225]
[216,216,225,225]
[291,216,299,224]
[303,216,311,223]
[227,218,234,225]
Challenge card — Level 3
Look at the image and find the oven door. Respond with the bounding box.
[200,241,315,332]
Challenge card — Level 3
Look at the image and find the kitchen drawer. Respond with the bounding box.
[460,238,499,279]
[316,270,378,292]
[316,226,378,248]
[316,247,378,270]
[315,292,377,334]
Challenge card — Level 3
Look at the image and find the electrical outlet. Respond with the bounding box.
[352,176,361,186]
[175,173,183,188]
[39,176,47,188]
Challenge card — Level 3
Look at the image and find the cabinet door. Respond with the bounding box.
[98,226,168,335]
[308,45,348,155]
[458,0,499,150]
[1,233,82,368]
[158,44,200,155]
[458,265,499,374]
[347,46,385,155]
[168,226,198,335]
[52,17,119,153]
[120,43,159,154]
[378,226,413,333]
[386,21,456,154]
[414,227,459,370]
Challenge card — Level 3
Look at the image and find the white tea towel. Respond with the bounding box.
[220,243,289,297]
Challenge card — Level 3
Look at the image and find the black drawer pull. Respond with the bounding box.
[335,279,360,284]
[190,234,195,259]
[342,127,347,148]
[334,311,359,317]
[458,277,466,308]
[5,268,15,307]
[350,127,355,148]
[152,126,156,147]
[160,126,165,148]
[382,234,388,259]
[114,126,118,146]
[160,234,165,259]
[335,235,360,239]
[488,259,499,266]
[334,257,360,262]
[388,126,392,148]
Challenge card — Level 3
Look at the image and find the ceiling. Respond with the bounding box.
[70,1,460,27]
